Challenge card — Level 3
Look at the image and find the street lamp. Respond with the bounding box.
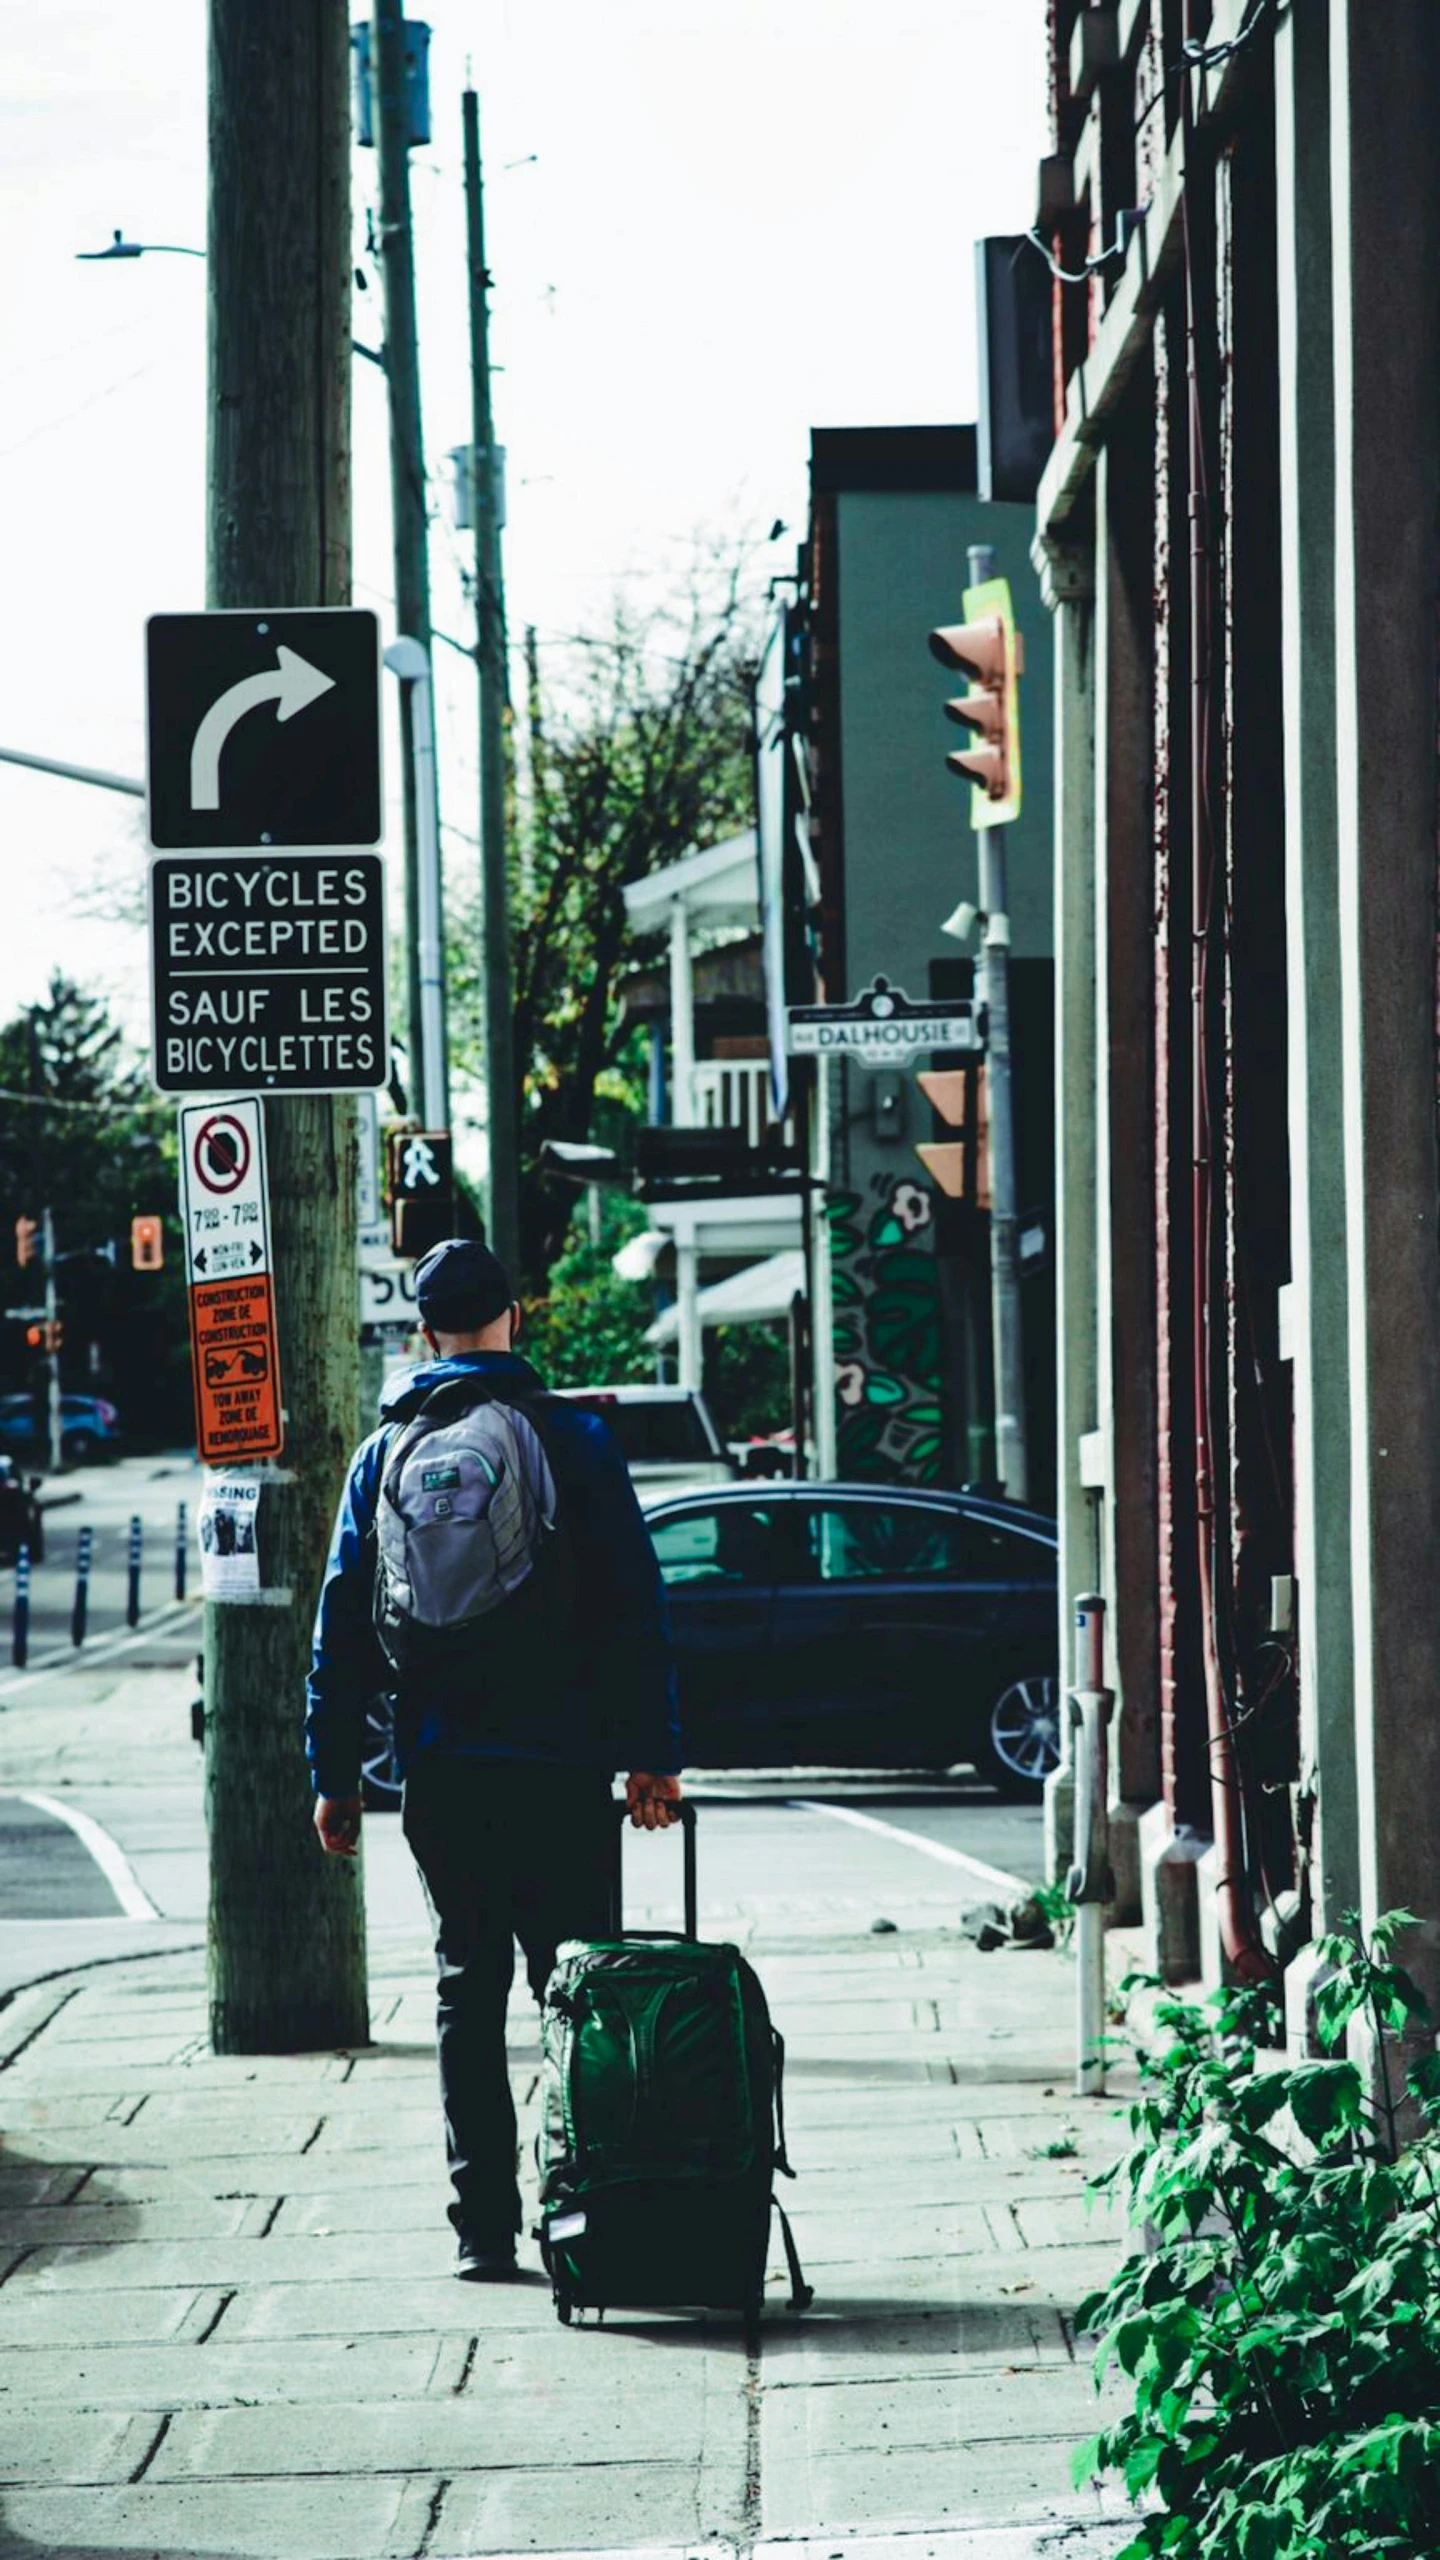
[75,229,204,261]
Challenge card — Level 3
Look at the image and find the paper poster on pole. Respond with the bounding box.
[197,1474,262,1598]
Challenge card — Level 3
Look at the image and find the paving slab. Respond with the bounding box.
[150,2368,747,2481]
[758,2306,1075,2386]
[1,2406,163,2487]
[0,2473,434,2558]
[755,2522,1134,2559]
[0,2284,204,2347]
[760,2446,1105,2538]
[0,2331,451,2406]
[429,2463,741,2558]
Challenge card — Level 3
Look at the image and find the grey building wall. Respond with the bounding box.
[837,488,1054,993]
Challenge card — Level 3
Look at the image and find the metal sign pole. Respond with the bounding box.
[966,542,1028,1505]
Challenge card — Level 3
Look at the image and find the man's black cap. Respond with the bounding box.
[413,1238,515,1333]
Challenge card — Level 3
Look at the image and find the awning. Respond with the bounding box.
[645,1249,805,1346]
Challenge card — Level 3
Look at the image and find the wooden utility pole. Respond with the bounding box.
[373,0,436,1107]
[206,0,369,2053]
[463,88,520,1276]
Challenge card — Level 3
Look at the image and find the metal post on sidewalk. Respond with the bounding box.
[12,1544,30,1668]
[1066,1591,1115,2097]
[72,1524,93,1648]
[127,1514,143,1629]
[175,1503,187,1603]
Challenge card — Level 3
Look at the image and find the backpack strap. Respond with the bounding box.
[770,2194,814,2311]
[771,2026,796,2178]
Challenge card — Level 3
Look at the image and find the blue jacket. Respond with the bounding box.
[305,1352,681,1798]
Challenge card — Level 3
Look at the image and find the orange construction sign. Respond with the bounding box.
[188,1271,283,1463]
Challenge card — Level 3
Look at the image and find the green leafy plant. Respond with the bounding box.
[1031,1877,1077,1952]
[1074,1911,1440,2557]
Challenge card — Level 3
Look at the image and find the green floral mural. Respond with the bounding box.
[827,1177,947,1484]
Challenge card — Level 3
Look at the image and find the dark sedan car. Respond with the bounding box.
[358,1481,1062,1809]
[642,1481,1060,1799]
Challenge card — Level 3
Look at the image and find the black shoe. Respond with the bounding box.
[454,2237,518,2282]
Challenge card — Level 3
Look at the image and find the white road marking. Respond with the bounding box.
[790,1796,1029,1898]
[0,1601,195,1700]
[14,1791,161,1921]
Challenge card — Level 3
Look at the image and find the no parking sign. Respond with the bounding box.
[177,1096,284,1463]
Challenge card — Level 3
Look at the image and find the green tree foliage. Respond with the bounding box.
[447,562,759,1284]
[704,1321,790,1444]
[1075,1911,1440,2557]
[521,1193,655,1388]
[0,976,190,1436]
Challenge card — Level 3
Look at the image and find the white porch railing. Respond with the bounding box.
[691,1059,779,1148]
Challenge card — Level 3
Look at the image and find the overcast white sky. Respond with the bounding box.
[0,0,1046,1055]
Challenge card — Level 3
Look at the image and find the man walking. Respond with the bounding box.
[307,1237,682,2278]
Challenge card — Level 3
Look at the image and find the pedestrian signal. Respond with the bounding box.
[131,1215,164,1272]
[386,1128,455,1259]
[929,575,1024,828]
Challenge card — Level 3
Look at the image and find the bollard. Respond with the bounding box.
[175,1501,187,1603]
[126,1513,143,1629]
[72,1524,93,1648]
[1066,1593,1115,2101]
[12,1543,29,1669]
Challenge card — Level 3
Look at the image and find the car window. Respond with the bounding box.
[798,1503,1054,1584]
[649,1505,778,1588]
[954,1519,1056,1581]
[800,1502,966,1582]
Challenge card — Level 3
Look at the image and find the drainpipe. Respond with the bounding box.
[1183,100,1272,1984]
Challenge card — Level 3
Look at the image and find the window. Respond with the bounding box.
[564,1395,718,1463]
[649,1505,778,1588]
[799,1502,1054,1586]
[801,1502,965,1583]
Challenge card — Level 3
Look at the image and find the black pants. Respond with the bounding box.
[401,1755,613,2246]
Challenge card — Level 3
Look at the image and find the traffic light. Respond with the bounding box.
[15,1216,38,1268]
[914,1064,990,1208]
[25,1321,61,1352]
[131,1215,164,1272]
[387,1128,455,1259]
[929,574,1024,828]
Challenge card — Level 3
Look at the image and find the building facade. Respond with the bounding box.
[1036,0,1440,2033]
[799,427,1056,1500]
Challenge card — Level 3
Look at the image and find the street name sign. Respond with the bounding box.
[786,975,985,1066]
[146,608,383,849]
[177,1096,284,1464]
[150,851,388,1094]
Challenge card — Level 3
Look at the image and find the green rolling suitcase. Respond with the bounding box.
[536,1802,812,2330]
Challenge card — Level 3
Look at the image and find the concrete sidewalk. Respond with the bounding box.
[0,1843,1136,2560]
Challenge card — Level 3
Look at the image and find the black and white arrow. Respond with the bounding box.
[190,647,336,811]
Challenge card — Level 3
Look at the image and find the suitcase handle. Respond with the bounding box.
[611,1797,697,1940]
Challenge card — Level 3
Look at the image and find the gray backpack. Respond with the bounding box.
[373,1379,566,1683]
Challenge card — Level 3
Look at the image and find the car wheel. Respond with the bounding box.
[982,1672,1062,1801]
[360,1694,402,1812]
[63,1431,98,1466]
